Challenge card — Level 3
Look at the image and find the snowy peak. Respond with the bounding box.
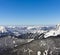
[0,26,7,33]
[44,24,60,38]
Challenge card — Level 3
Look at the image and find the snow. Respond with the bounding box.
[13,40,16,44]
[37,51,41,55]
[0,24,60,38]
[27,26,35,30]
[44,24,60,38]
[27,39,34,42]
[0,26,7,33]
[44,30,56,38]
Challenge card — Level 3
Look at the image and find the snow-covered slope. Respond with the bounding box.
[44,24,60,38]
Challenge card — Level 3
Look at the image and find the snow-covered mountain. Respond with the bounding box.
[0,26,7,33]
[0,24,60,38]
[44,24,60,38]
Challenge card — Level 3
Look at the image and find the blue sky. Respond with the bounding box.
[0,0,60,25]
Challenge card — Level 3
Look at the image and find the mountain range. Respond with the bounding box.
[0,24,59,39]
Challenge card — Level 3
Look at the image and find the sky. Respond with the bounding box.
[0,0,60,25]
